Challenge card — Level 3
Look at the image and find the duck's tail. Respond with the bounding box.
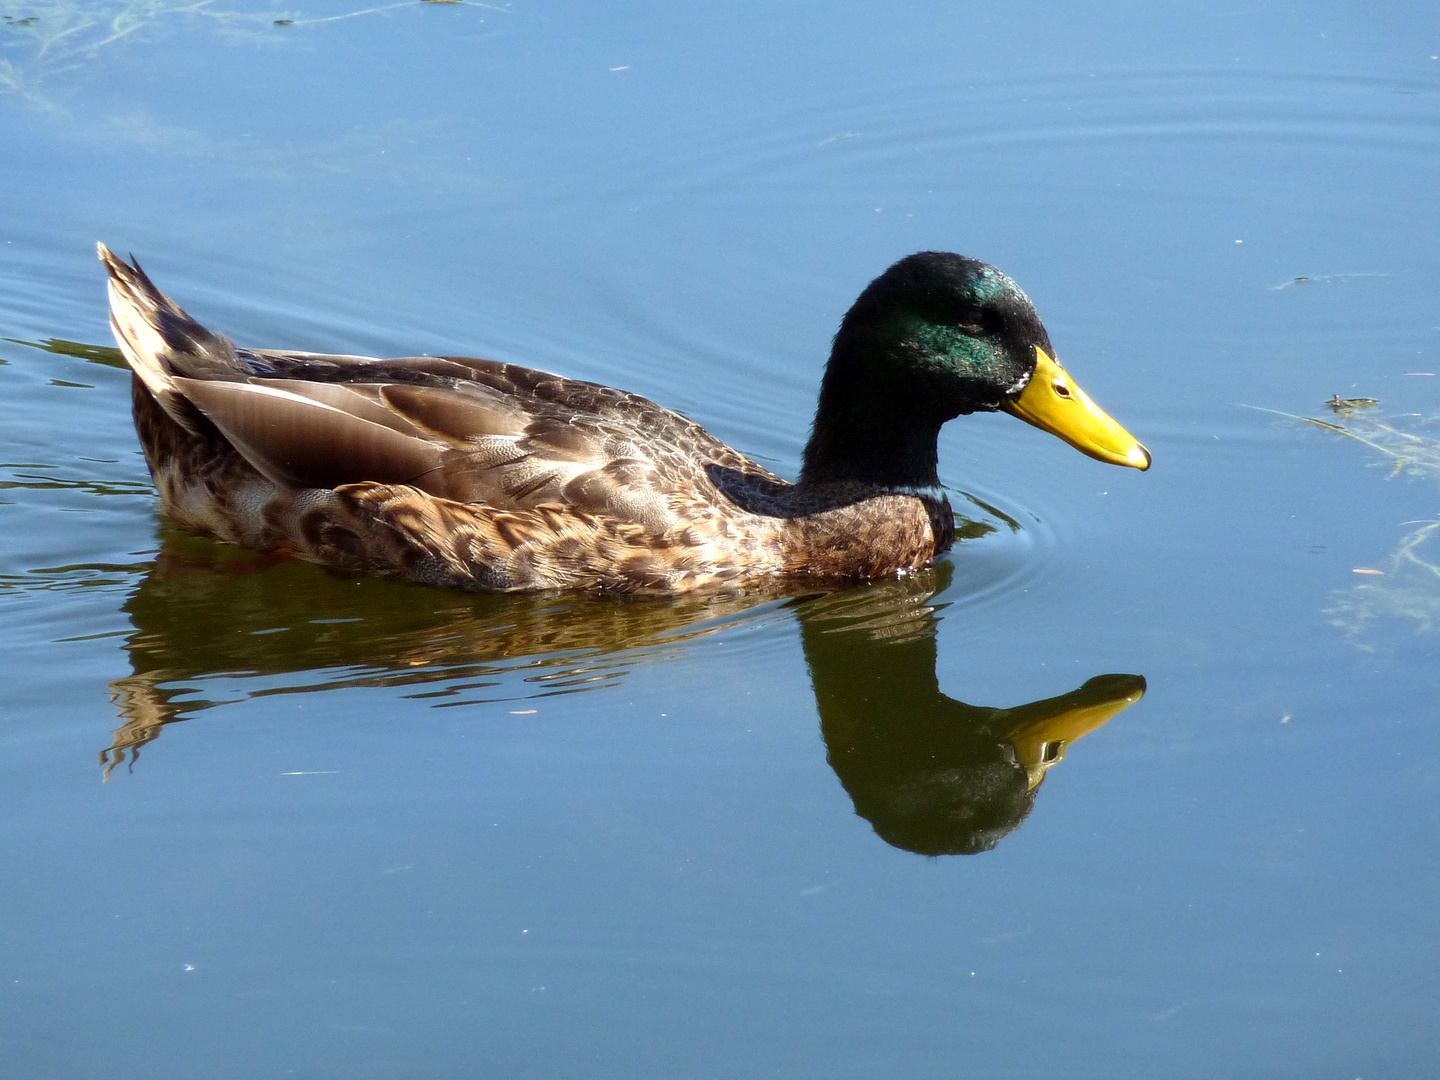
[98,242,242,434]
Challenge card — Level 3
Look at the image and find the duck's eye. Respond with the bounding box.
[1052,379,1073,399]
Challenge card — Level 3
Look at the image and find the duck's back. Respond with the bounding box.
[219,348,782,531]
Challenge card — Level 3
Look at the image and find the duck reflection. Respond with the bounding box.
[105,533,1144,857]
[103,528,791,776]
[795,567,1144,855]
[104,515,996,771]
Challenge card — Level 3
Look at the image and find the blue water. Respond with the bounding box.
[3,2,1440,1077]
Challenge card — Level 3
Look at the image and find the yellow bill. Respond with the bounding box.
[1006,674,1147,791]
[1002,348,1151,470]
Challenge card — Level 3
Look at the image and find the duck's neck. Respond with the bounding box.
[798,341,956,492]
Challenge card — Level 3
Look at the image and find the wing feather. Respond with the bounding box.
[379,383,530,442]
[250,379,426,438]
[173,378,444,491]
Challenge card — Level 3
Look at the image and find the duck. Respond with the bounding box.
[99,245,1150,593]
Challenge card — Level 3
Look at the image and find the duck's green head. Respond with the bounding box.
[802,252,1150,488]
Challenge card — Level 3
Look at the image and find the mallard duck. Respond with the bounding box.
[99,245,1149,593]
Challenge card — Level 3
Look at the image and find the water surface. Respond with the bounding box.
[3,2,1439,1077]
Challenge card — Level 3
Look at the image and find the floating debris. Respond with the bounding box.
[1245,404,1440,483]
[2,0,500,99]
[1249,401,1440,641]
[1269,272,1392,291]
[1326,394,1379,412]
[1329,522,1440,640]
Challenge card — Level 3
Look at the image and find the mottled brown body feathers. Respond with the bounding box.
[105,246,951,592]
